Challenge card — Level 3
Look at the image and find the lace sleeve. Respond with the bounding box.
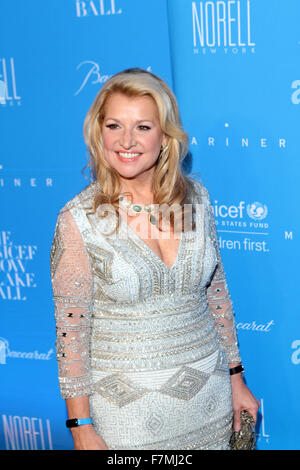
[50,208,93,398]
[203,186,242,365]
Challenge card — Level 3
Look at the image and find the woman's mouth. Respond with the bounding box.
[116,152,142,162]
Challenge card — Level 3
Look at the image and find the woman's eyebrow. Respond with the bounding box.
[104,117,155,123]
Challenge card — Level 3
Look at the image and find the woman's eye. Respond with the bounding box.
[105,124,151,131]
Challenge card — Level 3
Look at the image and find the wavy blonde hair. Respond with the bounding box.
[83,68,192,231]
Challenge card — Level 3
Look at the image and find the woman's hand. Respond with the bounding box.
[230,373,260,432]
[71,425,109,450]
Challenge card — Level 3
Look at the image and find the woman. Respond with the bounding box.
[50,68,260,450]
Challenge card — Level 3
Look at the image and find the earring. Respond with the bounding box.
[159,145,167,160]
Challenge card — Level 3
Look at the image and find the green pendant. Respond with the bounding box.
[132,205,142,212]
[149,214,156,225]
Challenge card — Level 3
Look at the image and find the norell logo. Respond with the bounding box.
[75,0,122,16]
[192,0,255,52]
[0,58,21,105]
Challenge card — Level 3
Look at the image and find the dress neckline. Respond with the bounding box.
[119,215,184,272]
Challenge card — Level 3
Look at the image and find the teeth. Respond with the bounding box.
[118,152,140,158]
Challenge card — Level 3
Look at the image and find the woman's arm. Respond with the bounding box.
[202,184,260,430]
[203,188,241,365]
[50,209,108,449]
[230,371,260,432]
[66,396,108,450]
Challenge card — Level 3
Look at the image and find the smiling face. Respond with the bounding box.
[101,92,167,184]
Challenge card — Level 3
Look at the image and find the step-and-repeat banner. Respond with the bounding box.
[1,0,299,450]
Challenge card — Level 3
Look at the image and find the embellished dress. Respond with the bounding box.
[50,179,241,450]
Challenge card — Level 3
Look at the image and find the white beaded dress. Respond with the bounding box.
[50,179,241,450]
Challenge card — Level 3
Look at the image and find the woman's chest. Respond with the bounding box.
[85,226,217,304]
[123,211,182,271]
[71,201,218,303]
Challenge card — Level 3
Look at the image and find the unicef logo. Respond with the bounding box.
[247,202,268,221]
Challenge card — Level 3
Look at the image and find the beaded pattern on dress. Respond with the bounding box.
[50,179,241,449]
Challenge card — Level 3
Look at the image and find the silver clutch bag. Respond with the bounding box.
[229,410,256,450]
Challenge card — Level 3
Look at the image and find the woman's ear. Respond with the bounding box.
[162,134,168,147]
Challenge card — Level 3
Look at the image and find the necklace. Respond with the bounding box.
[119,196,157,225]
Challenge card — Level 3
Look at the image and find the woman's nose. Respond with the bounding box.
[119,129,136,149]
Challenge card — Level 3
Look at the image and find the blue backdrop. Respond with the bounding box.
[0,0,299,450]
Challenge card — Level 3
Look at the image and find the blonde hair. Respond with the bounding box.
[83,68,191,231]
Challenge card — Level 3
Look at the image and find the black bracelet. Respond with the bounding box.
[229,364,244,375]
